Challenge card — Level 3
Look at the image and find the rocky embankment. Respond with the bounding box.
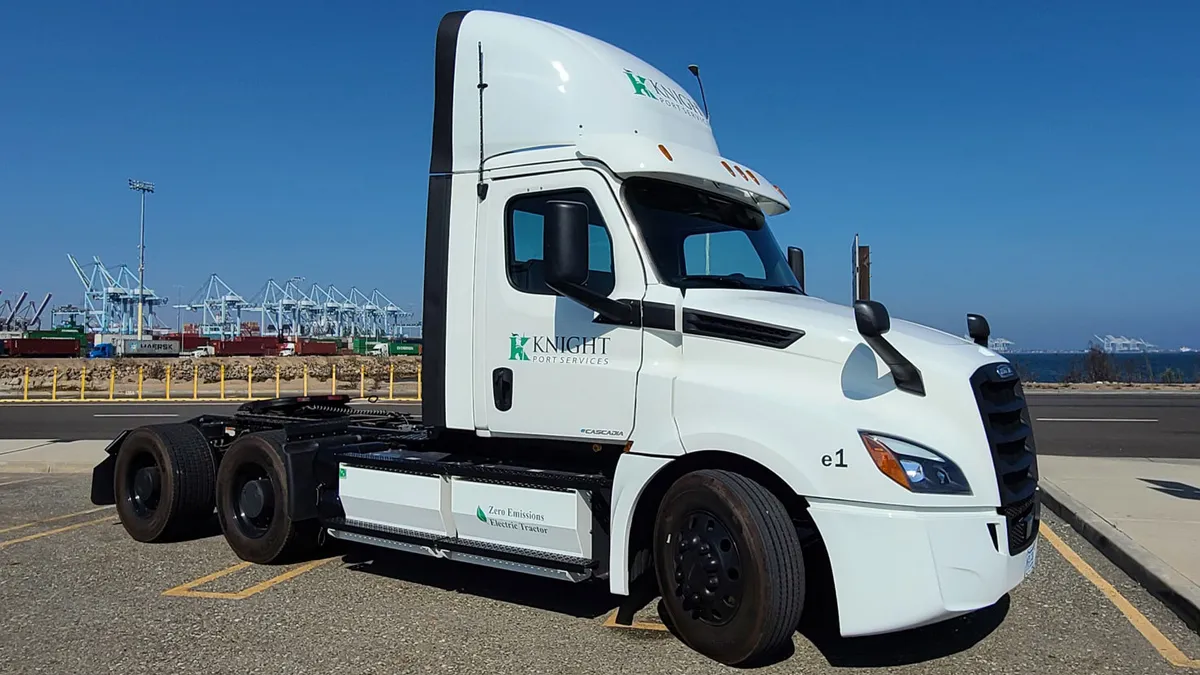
[1,355,421,393]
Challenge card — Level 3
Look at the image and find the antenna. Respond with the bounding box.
[687,64,710,120]
[476,41,489,200]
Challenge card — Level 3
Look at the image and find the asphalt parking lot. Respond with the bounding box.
[2,473,1199,674]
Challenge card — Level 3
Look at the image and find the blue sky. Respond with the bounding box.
[1,0,1197,350]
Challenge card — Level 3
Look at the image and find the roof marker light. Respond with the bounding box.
[720,161,736,176]
[657,144,673,161]
[734,165,748,180]
[774,184,787,198]
[745,169,760,185]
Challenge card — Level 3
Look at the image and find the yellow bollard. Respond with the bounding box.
[275,364,281,398]
[80,366,86,401]
[193,364,198,400]
[52,367,58,401]
[303,364,309,396]
[417,362,422,400]
[138,367,144,400]
[23,367,29,401]
[220,364,226,400]
[360,364,365,398]
[109,367,115,400]
[166,364,172,400]
[248,364,253,400]
[388,362,394,400]
[331,364,337,395]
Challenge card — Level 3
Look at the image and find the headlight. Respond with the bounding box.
[859,433,972,495]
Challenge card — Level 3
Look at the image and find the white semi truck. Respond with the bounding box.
[90,9,1040,666]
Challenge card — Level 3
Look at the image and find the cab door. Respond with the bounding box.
[474,168,644,442]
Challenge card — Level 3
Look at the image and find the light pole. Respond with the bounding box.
[128,178,155,338]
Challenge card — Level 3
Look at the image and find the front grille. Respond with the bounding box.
[969,363,1040,555]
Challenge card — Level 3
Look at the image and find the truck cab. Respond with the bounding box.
[92,9,1039,667]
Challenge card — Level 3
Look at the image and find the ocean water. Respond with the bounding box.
[1006,352,1200,384]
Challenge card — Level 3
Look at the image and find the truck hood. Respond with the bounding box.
[680,288,1001,373]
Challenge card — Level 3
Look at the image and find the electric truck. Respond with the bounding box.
[91,9,1040,666]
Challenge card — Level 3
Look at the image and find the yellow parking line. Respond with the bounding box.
[601,609,670,632]
[0,506,114,535]
[0,515,115,550]
[162,556,338,600]
[1041,523,1200,669]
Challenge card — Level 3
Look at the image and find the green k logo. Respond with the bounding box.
[509,334,530,361]
[624,70,657,99]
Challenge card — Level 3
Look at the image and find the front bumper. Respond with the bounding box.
[808,495,1039,637]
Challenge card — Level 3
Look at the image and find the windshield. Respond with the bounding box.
[623,178,803,294]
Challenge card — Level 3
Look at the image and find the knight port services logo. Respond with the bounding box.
[623,69,708,124]
[476,505,549,535]
[509,333,611,366]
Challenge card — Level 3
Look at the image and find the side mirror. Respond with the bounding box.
[543,200,590,287]
[787,246,805,291]
[966,313,990,347]
[854,300,890,338]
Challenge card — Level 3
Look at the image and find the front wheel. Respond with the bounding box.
[652,469,806,666]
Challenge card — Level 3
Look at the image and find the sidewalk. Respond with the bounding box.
[0,440,110,473]
[1039,455,1200,632]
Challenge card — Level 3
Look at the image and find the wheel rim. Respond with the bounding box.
[124,452,162,519]
[672,509,744,626]
[232,463,275,539]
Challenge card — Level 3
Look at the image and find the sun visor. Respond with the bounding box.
[576,135,790,216]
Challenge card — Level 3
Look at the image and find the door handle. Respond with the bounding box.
[492,367,513,411]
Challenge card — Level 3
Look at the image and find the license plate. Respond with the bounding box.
[1024,540,1038,577]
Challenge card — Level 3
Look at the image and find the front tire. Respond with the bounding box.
[114,424,216,542]
[652,469,806,666]
[215,431,319,564]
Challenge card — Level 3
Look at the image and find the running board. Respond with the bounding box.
[325,517,599,583]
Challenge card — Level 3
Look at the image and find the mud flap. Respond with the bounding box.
[89,429,130,506]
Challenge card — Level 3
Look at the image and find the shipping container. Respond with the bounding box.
[295,340,337,355]
[2,337,81,357]
[120,339,181,357]
[212,340,280,357]
[25,328,89,350]
[165,333,211,350]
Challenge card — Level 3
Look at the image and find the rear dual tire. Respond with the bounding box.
[652,469,806,667]
[215,431,319,564]
[114,424,216,542]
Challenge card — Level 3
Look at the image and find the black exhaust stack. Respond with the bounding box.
[854,300,925,396]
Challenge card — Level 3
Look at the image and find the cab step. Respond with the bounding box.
[325,517,599,582]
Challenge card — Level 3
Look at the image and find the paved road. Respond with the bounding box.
[0,401,422,440]
[1,393,1197,460]
[2,473,1198,674]
[1026,392,1200,459]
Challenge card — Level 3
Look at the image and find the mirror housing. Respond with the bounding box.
[787,246,805,292]
[542,200,634,325]
[543,200,590,287]
[854,300,890,338]
[966,313,990,347]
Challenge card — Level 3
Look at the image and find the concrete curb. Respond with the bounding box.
[1040,480,1200,633]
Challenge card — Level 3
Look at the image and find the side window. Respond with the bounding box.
[682,231,766,279]
[506,190,616,296]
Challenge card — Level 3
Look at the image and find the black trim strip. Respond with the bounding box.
[335,451,614,491]
[592,299,675,330]
[325,518,599,573]
[681,310,803,348]
[421,11,470,428]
